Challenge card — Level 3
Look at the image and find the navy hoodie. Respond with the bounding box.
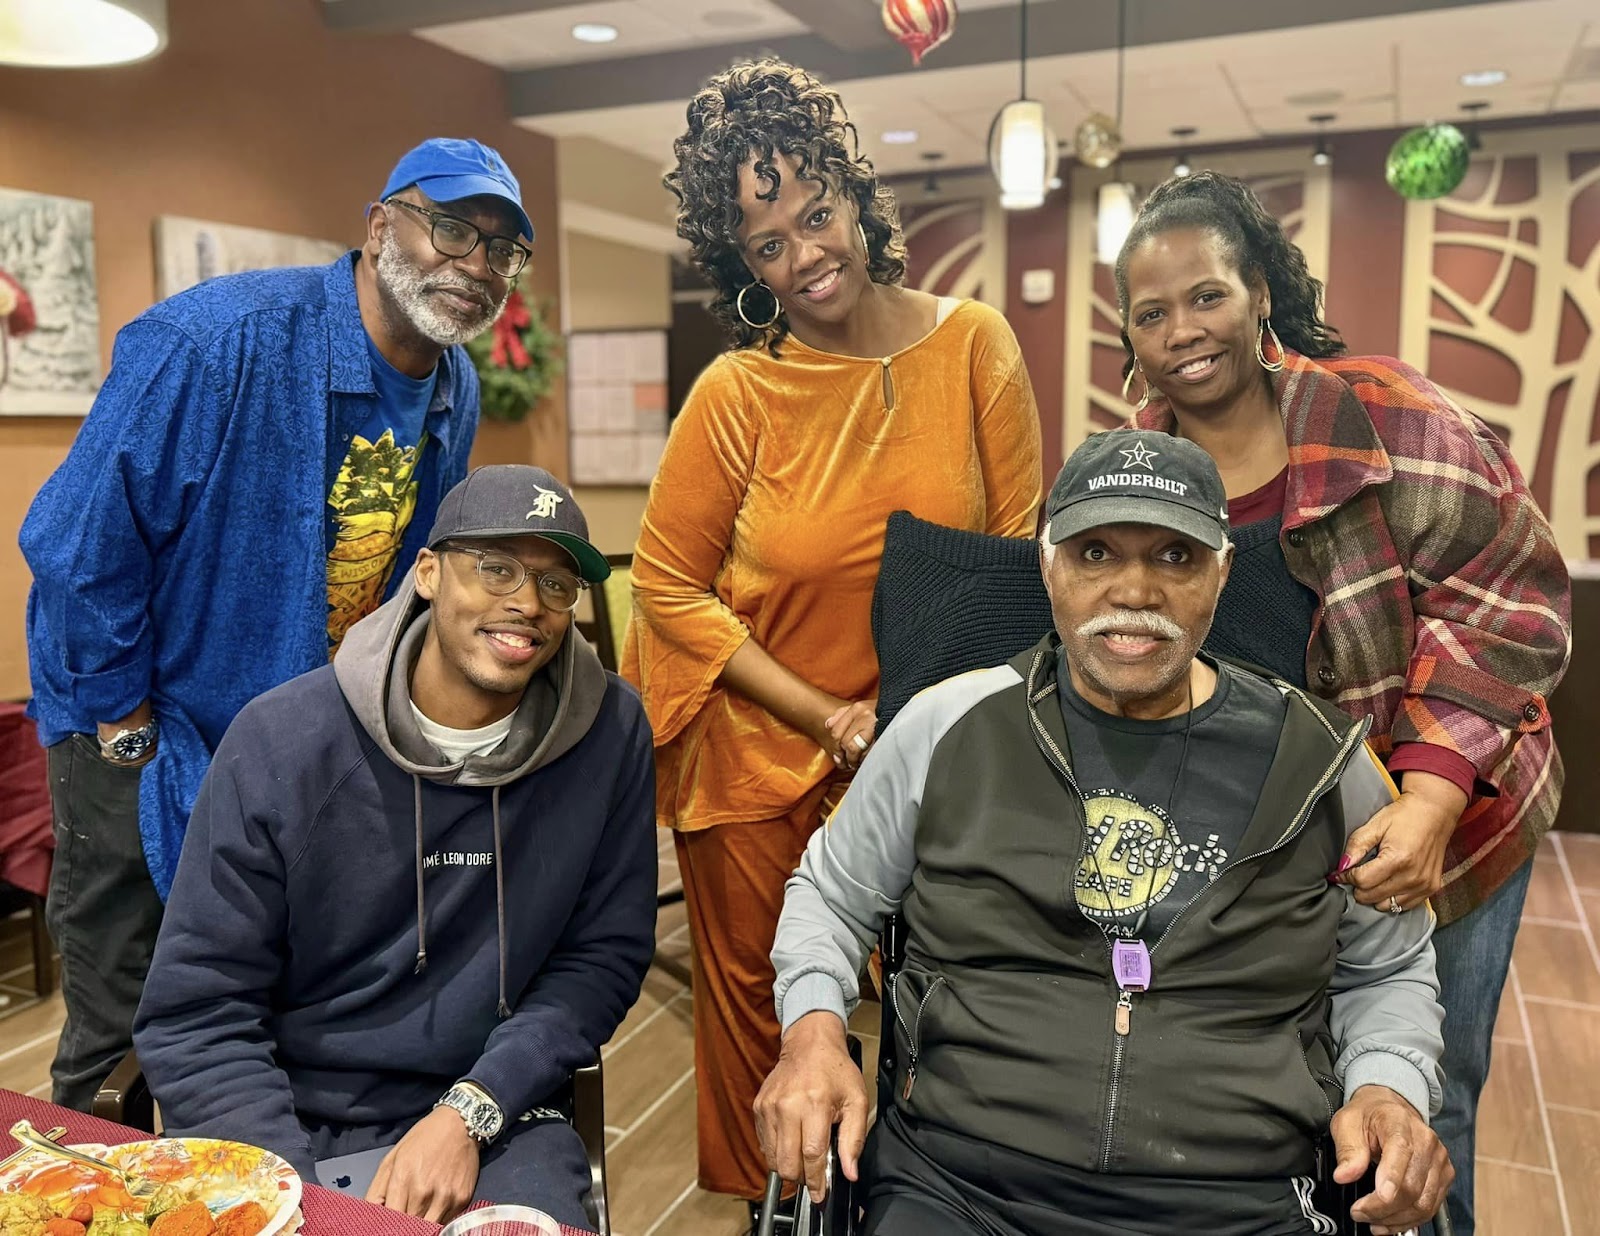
[133,568,657,1178]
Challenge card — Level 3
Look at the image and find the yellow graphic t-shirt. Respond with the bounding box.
[326,428,428,653]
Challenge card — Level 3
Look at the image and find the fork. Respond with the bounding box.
[7,1119,158,1199]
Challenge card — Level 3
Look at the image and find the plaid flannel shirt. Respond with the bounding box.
[1138,351,1571,924]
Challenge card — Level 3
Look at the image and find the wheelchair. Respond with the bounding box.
[755,914,1434,1236]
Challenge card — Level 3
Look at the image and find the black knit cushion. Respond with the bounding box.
[871,511,1055,732]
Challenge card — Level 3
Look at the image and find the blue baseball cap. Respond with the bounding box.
[382,138,534,243]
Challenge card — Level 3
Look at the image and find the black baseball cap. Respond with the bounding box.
[427,465,611,582]
[1046,430,1230,551]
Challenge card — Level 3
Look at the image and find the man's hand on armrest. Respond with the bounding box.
[753,1010,870,1205]
[1332,1084,1454,1236]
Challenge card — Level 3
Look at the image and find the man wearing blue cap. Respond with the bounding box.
[20,137,535,1115]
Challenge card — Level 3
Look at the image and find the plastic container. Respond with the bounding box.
[440,1205,565,1236]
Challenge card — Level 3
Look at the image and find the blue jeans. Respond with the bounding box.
[1427,857,1534,1236]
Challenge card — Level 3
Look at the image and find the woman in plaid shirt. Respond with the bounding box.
[1114,172,1570,1236]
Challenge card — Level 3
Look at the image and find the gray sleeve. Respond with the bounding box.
[1328,744,1445,1120]
[772,667,1020,1032]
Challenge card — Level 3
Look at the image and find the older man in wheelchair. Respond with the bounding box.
[755,432,1452,1236]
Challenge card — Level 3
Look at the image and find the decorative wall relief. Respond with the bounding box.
[899,190,1006,307]
[1399,125,1600,558]
[0,187,100,416]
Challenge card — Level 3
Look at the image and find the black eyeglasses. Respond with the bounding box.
[385,198,531,279]
[445,546,587,611]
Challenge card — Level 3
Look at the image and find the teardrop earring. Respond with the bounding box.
[1121,363,1151,413]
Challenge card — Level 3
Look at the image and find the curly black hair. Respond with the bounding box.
[1113,171,1345,373]
[665,58,907,354]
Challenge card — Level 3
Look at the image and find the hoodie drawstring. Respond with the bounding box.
[410,777,509,1018]
[413,775,428,974]
[492,785,510,1019]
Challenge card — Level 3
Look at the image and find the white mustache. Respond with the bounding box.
[426,276,493,305]
[1077,610,1184,640]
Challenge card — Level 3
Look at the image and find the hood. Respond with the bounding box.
[333,565,610,782]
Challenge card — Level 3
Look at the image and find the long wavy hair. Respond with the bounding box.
[1113,171,1345,376]
[665,58,907,354]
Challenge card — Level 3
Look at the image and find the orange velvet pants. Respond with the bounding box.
[672,781,840,1199]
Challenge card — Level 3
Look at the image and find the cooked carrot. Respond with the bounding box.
[44,1219,88,1236]
[67,1200,95,1223]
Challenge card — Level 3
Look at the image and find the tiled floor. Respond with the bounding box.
[2,830,1598,1234]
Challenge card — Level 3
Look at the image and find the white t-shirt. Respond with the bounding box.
[410,703,513,763]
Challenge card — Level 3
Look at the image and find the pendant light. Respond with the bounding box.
[1170,126,1196,177]
[1309,113,1335,166]
[1093,0,1136,265]
[987,0,1058,211]
[0,0,167,67]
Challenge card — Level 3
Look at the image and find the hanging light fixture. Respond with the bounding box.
[987,0,1058,210]
[1309,113,1335,166]
[1091,0,1135,264]
[0,0,167,67]
[1170,127,1196,177]
[1096,181,1137,264]
[1459,101,1489,151]
[1076,0,1128,168]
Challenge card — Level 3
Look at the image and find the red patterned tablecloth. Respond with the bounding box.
[0,1090,596,1235]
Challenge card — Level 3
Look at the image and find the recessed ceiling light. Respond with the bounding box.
[571,22,619,44]
[881,129,919,144]
[1460,69,1507,87]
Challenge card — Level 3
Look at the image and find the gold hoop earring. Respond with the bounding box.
[857,221,870,257]
[1122,364,1150,413]
[736,280,781,331]
[1256,318,1286,372]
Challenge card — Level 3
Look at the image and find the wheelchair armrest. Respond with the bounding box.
[571,1054,610,1235]
[93,1050,156,1132]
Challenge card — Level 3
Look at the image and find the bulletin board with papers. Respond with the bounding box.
[567,329,670,485]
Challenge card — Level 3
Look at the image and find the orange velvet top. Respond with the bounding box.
[622,299,1043,831]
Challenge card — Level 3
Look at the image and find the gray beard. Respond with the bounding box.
[376,228,508,347]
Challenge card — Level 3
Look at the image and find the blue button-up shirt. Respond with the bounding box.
[21,253,480,896]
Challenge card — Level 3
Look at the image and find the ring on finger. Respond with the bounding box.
[853,733,869,752]
[1387,895,1403,915]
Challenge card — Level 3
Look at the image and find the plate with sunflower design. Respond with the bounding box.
[0,1136,303,1234]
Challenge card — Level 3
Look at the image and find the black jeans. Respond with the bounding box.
[44,735,165,1112]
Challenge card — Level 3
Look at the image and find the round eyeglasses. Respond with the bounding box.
[445,546,587,611]
[385,198,531,279]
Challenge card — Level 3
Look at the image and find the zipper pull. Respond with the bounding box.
[901,1061,918,1100]
[1115,990,1133,1036]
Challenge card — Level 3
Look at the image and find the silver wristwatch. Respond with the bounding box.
[435,1081,505,1144]
[99,718,159,764]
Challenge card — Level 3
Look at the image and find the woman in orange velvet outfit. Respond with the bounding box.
[621,59,1043,1218]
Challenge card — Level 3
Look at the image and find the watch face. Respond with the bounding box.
[111,730,153,761]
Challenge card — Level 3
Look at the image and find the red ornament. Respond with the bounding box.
[489,288,533,370]
[882,0,956,66]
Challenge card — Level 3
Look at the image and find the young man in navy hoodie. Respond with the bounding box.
[133,466,657,1229]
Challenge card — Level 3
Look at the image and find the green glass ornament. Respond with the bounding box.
[1385,123,1471,200]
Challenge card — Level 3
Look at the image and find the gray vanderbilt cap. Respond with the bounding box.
[1046,430,1230,551]
[426,465,611,583]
